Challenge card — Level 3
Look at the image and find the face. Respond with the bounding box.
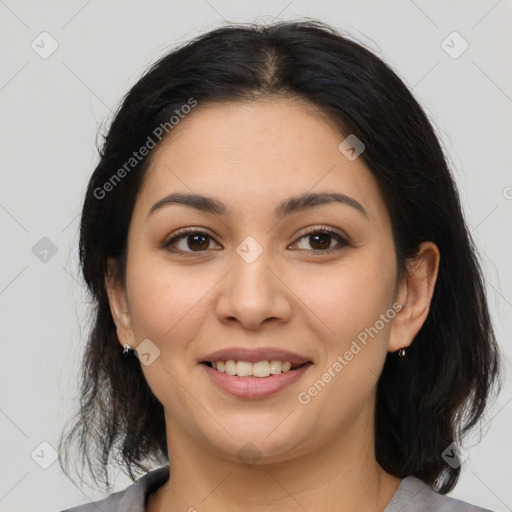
[107,97,432,465]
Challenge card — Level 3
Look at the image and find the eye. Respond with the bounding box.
[163,228,220,255]
[162,226,350,256]
[291,227,350,254]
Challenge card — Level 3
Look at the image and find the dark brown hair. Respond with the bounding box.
[58,19,504,494]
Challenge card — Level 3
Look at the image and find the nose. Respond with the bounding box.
[215,242,293,330]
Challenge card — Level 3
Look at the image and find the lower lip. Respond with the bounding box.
[201,363,313,399]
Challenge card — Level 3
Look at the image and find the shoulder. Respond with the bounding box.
[58,465,170,512]
[385,475,495,512]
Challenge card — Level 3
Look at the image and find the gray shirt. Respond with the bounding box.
[59,464,494,512]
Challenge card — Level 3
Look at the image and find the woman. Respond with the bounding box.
[59,19,503,512]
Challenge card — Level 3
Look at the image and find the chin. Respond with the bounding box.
[203,422,310,465]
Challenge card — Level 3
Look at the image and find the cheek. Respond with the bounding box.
[125,248,201,342]
[126,231,396,353]
[296,248,396,345]
[294,253,395,423]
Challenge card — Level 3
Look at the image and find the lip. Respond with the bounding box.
[200,347,312,366]
[201,361,313,399]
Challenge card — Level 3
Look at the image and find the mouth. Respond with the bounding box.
[201,360,310,377]
[200,359,313,399]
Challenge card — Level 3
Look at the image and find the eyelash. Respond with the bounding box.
[162,226,350,257]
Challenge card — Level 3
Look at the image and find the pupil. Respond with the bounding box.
[311,233,330,250]
[189,233,209,251]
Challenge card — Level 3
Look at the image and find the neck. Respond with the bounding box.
[147,402,402,512]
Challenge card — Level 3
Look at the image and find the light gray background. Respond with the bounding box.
[0,1,511,511]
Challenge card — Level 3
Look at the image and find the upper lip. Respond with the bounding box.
[200,347,312,365]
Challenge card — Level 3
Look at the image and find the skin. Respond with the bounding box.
[106,97,440,512]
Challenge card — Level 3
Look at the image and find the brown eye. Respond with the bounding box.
[184,233,210,251]
[163,229,220,254]
[307,232,333,251]
[163,226,349,257]
[293,228,349,254]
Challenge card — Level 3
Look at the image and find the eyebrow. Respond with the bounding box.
[147,190,368,220]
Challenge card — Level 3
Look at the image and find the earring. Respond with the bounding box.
[122,343,134,356]
[398,347,407,357]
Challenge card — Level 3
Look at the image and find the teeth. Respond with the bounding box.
[225,360,237,375]
[211,359,295,377]
[253,361,270,377]
[236,361,253,377]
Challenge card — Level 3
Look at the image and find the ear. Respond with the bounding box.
[105,258,136,349]
[388,241,440,353]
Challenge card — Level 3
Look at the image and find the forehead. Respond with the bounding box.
[135,98,388,223]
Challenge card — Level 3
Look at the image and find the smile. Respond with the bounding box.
[205,359,304,376]
[201,360,313,399]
